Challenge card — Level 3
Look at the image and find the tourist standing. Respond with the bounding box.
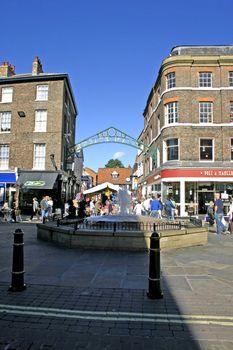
[47,197,53,218]
[67,199,76,218]
[164,196,175,220]
[133,201,144,215]
[143,197,151,216]
[150,196,162,218]
[206,201,215,226]
[214,192,229,235]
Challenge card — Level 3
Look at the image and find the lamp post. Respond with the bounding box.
[50,154,57,171]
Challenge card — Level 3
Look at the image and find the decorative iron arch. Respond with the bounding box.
[67,126,156,160]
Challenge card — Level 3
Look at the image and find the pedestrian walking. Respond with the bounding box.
[30,197,39,221]
[40,196,48,223]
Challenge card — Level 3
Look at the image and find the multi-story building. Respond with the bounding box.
[138,45,233,215]
[0,57,79,212]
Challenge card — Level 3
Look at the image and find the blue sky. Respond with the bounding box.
[1,0,233,170]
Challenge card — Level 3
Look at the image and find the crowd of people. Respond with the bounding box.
[1,191,233,235]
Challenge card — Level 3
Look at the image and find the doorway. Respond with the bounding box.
[197,191,214,214]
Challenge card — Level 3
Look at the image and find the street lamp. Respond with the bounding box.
[50,154,57,171]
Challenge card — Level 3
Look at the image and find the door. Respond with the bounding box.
[197,191,214,214]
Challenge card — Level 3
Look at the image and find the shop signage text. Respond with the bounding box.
[161,169,233,178]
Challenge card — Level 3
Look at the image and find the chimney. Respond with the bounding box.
[32,56,43,75]
[0,61,15,78]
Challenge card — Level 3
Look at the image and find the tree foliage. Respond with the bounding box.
[105,159,125,168]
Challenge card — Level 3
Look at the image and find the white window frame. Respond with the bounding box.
[166,72,176,89]
[199,139,214,161]
[35,110,47,132]
[33,144,46,170]
[229,72,233,87]
[0,112,11,132]
[1,87,13,103]
[36,85,48,101]
[0,144,9,169]
[199,102,213,123]
[165,102,179,124]
[111,171,119,179]
[163,138,179,162]
[199,72,212,87]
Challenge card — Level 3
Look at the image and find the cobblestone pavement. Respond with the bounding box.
[0,223,233,349]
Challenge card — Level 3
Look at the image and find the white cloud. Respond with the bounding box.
[112,151,125,159]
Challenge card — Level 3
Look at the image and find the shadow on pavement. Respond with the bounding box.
[1,223,233,349]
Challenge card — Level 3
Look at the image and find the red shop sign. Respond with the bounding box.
[161,169,233,178]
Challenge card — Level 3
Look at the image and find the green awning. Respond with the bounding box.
[19,172,58,189]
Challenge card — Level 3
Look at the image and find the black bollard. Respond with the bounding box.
[147,231,163,299]
[9,228,26,292]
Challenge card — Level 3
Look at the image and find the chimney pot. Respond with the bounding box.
[0,60,15,77]
[32,56,43,75]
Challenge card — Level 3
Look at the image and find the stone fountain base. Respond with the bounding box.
[37,218,208,251]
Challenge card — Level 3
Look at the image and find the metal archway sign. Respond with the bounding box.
[67,126,156,160]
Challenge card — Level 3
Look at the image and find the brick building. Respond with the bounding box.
[0,57,79,211]
[97,167,132,189]
[138,45,233,215]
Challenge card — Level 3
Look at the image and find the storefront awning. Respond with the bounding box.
[0,172,16,183]
[83,182,119,195]
[19,172,58,190]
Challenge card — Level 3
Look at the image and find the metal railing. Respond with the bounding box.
[56,219,183,233]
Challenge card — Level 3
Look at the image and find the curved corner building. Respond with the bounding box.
[138,45,233,216]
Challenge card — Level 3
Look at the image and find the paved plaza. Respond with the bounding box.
[0,222,233,349]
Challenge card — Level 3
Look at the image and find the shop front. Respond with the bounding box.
[0,172,16,207]
[18,170,61,213]
[161,169,233,216]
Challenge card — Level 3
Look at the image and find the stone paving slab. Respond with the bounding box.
[0,223,233,349]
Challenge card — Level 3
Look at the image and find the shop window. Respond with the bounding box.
[0,112,11,132]
[0,144,9,169]
[165,102,179,124]
[199,102,213,123]
[199,72,212,87]
[1,87,13,103]
[200,139,213,161]
[166,72,176,89]
[33,143,46,169]
[164,138,179,161]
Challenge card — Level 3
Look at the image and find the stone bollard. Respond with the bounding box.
[9,228,26,292]
[147,231,163,299]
